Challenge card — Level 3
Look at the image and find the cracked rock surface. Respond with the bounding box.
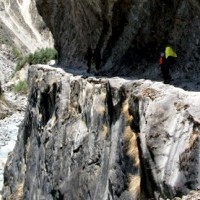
[2,65,200,199]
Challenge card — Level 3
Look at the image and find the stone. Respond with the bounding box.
[2,65,200,199]
[0,0,53,53]
[35,0,200,75]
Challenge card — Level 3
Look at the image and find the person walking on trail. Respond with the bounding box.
[85,47,94,73]
[159,46,177,83]
[159,52,170,83]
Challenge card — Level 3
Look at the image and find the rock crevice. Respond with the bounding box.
[2,65,200,199]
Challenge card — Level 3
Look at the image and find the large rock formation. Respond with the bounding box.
[36,0,200,74]
[2,65,200,199]
[0,0,53,53]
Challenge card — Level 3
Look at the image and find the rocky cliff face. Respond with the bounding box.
[0,0,54,87]
[36,0,200,74]
[0,0,53,53]
[2,65,200,199]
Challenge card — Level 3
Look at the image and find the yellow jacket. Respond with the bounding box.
[165,46,177,59]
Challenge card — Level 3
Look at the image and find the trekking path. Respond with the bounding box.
[0,91,27,194]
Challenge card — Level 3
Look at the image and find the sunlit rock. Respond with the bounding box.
[2,65,200,199]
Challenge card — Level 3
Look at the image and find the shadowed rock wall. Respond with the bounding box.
[36,0,200,74]
[2,65,200,199]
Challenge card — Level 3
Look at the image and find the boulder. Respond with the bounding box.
[2,65,200,199]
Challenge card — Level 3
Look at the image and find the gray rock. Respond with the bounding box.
[35,0,200,75]
[2,65,200,199]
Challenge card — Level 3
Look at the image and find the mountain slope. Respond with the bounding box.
[0,0,53,53]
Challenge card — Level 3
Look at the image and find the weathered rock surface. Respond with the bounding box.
[173,190,200,200]
[2,65,200,199]
[0,91,27,193]
[0,0,54,90]
[0,0,53,53]
[0,45,16,85]
[36,0,200,75]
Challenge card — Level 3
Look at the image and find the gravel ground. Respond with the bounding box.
[0,91,27,195]
[0,111,25,189]
[0,47,27,198]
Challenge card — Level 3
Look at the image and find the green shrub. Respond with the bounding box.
[15,48,57,71]
[13,81,28,94]
[28,48,57,65]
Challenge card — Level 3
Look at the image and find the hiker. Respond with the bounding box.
[84,47,94,73]
[159,46,177,83]
[159,52,170,83]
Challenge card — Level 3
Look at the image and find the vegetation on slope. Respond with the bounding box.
[16,48,57,71]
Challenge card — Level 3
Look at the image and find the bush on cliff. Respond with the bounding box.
[16,48,57,71]
[28,48,57,65]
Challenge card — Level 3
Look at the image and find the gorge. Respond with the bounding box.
[1,0,200,199]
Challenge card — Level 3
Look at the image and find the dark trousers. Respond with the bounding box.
[161,64,171,83]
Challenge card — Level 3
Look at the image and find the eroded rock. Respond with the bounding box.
[2,65,200,199]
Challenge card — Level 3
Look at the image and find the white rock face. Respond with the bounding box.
[133,82,200,198]
[1,65,200,199]
[0,43,16,85]
[0,0,53,52]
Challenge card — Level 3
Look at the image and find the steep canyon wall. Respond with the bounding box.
[2,65,200,199]
[36,0,200,74]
